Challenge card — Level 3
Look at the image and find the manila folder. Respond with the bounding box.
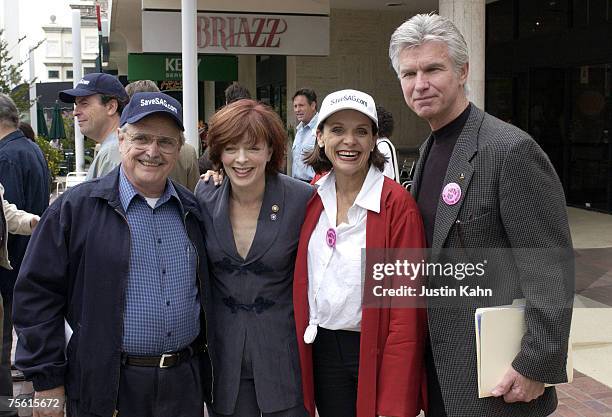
[475,305,573,398]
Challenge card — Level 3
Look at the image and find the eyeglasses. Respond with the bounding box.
[123,132,179,154]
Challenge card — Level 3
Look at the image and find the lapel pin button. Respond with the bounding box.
[459,173,465,180]
[442,182,462,206]
[270,213,278,221]
[271,204,280,213]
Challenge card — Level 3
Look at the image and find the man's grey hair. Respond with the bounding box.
[120,123,186,146]
[0,93,20,129]
[389,13,470,94]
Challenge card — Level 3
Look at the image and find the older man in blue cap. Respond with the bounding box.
[59,73,129,179]
[13,92,213,417]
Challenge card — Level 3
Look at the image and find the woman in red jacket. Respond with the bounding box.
[293,89,427,417]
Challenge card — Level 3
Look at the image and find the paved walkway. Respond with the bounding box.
[552,371,612,417]
[568,207,612,249]
[568,207,612,395]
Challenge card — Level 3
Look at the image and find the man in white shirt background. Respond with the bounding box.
[291,88,318,182]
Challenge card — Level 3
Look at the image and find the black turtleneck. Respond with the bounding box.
[416,104,471,247]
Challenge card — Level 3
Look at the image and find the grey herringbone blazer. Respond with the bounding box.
[412,104,574,417]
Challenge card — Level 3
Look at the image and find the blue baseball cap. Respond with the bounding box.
[120,92,184,131]
[59,73,128,103]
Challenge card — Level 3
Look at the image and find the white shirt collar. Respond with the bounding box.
[297,112,319,131]
[315,170,338,226]
[354,165,384,213]
[316,165,384,223]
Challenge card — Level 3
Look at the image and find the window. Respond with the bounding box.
[66,70,73,79]
[83,67,96,75]
[486,0,515,44]
[46,40,60,57]
[64,40,73,57]
[85,37,98,52]
[573,0,611,26]
[588,0,609,24]
[518,0,569,38]
[48,70,60,79]
[573,0,588,26]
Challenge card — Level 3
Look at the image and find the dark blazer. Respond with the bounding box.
[195,173,312,415]
[412,104,574,417]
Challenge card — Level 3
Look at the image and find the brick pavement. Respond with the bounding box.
[11,370,612,417]
[551,371,612,417]
[575,248,612,306]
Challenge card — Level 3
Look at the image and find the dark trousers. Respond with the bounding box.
[425,337,448,417]
[68,355,204,417]
[206,379,308,417]
[312,327,360,417]
[0,298,16,417]
[207,340,308,417]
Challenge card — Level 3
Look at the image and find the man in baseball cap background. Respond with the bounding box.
[59,72,129,180]
[13,91,212,417]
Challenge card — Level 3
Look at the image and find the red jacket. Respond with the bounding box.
[293,176,428,417]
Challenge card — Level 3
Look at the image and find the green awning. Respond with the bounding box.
[36,104,49,139]
[49,102,66,140]
[128,53,238,82]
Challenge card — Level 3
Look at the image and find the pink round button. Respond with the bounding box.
[326,228,337,248]
[442,182,462,205]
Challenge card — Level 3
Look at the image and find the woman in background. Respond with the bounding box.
[375,105,400,182]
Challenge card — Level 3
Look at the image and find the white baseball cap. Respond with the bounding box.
[317,89,378,131]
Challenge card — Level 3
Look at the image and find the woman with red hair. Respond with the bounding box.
[196,99,311,417]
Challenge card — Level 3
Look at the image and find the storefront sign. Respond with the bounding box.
[159,80,183,90]
[142,11,329,56]
[127,54,238,81]
[142,0,329,15]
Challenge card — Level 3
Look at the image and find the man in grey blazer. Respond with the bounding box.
[388,14,574,417]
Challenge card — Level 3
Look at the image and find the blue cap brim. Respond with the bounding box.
[59,88,97,103]
[122,111,185,131]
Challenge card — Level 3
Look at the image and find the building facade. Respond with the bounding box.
[41,16,98,82]
[107,0,611,213]
[107,0,443,156]
[486,0,612,213]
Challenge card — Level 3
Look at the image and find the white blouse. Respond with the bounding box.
[305,165,384,344]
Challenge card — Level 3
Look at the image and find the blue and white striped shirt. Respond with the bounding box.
[118,168,200,355]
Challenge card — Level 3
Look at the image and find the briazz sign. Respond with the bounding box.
[141,11,330,56]
[198,16,288,50]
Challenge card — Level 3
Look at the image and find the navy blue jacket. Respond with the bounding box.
[0,129,49,299]
[13,167,213,417]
